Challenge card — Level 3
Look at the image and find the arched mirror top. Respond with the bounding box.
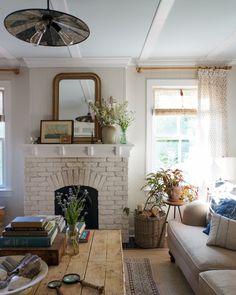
[53,72,101,143]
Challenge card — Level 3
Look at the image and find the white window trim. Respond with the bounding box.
[146,79,198,174]
[0,81,12,192]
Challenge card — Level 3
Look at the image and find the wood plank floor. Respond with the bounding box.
[123,248,194,295]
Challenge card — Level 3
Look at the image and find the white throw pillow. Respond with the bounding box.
[207,213,236,250]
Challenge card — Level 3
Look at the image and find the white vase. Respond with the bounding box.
[102,126,117,144]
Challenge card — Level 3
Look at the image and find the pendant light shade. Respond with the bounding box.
[4,1,90,47]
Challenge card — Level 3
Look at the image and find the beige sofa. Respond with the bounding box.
[167,201,236,295]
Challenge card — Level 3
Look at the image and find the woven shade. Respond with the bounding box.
[153,87,197,116]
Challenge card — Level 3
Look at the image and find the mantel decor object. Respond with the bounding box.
[40,120,73,144]
[89,96,134,144]
[101,126,117,144]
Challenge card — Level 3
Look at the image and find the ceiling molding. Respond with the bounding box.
[22,57,132,68]
[0,46,19,66]
[139,0,176,60]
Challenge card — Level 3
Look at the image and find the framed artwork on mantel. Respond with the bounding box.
[40,120,74,144]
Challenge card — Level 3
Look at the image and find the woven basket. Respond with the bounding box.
[134,211,166,248]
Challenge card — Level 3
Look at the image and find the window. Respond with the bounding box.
[0,89,5,186]
[146,80,198,180]
[0,81,11,190]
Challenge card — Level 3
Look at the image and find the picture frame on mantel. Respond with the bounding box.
[40,120,74,144]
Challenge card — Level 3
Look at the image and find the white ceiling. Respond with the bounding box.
[1,0,236,68]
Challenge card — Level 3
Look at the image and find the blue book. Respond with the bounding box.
[0,224,58,248]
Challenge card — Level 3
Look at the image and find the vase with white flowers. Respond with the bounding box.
[89,96,117,143]
[89,96,134,144]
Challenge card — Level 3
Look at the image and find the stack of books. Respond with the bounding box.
[35,215,65,233]
[77,222,90,243]
[0,216,59,247]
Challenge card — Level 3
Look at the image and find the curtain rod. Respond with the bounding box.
[0,68,20,75]
[136,66,232,73]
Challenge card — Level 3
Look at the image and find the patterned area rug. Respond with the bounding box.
[124,257,160,295]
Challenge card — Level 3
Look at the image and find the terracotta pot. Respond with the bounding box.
[102,126,117,144]
[169,186,182,202]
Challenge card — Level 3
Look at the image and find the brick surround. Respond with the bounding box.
[24,157,129,241]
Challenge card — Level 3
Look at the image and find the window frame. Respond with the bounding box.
[0,81,12,191]
[146,79,198,174]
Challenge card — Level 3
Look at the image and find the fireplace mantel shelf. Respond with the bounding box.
[23,143,134,158]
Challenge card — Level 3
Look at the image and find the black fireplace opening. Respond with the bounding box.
[54,185,98,229]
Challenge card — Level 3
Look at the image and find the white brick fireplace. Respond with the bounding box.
[23,144,133,242]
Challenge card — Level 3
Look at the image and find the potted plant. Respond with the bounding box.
[89,96,134,144]
[123,172,167,248]
[124,169,197,248]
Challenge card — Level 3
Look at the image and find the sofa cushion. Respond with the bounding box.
[199,270,236,295]
[182,200,208,226]
[207,213,236,250]
[167,220,236,283]
[211,198,236,220]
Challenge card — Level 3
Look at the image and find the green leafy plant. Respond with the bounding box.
[56,186,88,225]
[162,168,184,196]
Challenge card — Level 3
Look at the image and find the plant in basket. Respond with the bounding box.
[123,172,168,248]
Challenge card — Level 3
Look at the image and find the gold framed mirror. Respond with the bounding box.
[53,72,101,143]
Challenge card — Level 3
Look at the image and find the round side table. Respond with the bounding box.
[164,199,185,222]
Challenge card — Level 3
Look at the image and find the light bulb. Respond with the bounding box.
[30,22,46,46]
[58,31,74,46]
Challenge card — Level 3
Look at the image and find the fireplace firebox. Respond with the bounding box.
[54,185,98,229]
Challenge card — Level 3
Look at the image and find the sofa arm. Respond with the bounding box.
[182,200,209,226]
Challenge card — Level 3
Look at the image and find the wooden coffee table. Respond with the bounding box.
[31,230,125,295]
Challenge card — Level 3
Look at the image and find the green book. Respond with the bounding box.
[0,224,58,247]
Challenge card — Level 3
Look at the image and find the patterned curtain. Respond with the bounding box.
[195,68,229,198]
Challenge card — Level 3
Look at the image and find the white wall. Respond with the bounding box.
[0,67,30,224]
[1,64,236,229]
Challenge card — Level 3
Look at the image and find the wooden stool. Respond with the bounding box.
[164,199,185,222]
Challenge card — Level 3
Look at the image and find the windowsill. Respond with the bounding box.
[0,188,13,197]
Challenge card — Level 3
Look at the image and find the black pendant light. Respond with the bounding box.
[4,0,90,46]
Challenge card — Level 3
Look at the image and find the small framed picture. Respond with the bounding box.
[40,120,74,144]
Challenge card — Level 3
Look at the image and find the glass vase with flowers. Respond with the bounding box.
[115,100,134,144]
[56,186,89,256]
